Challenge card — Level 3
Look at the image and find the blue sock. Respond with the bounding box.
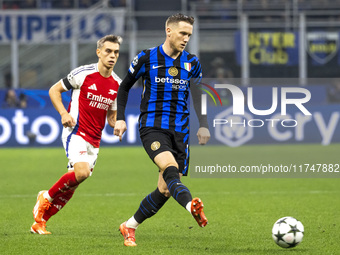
[134,188,169,223]
[162,166,192,208]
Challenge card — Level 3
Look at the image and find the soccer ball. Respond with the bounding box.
[272,216,304,248]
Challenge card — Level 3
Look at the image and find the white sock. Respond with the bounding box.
[126,216,139,229]
[43,191,53,202]
[186,201,192,213]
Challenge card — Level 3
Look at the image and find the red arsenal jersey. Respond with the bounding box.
[61,63,121,147]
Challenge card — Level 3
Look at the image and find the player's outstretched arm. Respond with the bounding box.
[116,73,137,121]
[115,72,138,141]
[114,120,127,141]
[189,60,209,141]
[49,81,76,128]
[191,81,210,145]
[197,127,210,145]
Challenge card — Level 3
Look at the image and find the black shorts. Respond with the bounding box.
[140,127,190,176]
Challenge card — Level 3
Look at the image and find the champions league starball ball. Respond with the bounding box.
[272,216,304,248]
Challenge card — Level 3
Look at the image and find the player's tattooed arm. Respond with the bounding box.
[107,110,117,128]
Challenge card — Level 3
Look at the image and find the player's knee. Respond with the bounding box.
[75,170,90,183]
[77,171,90,182]
[74,163,91,183]
[160,162,179,173]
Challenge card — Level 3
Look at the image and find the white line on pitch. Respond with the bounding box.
[0,190,339,199]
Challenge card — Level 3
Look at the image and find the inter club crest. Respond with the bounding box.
[168,67,178,76]
[306,32,339,65]
[151,141,160,151]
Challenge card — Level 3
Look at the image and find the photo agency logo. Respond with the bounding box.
[200,83,312,147]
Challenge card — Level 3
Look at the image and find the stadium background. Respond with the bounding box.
[1,1,339,254]
[0,0,340,147]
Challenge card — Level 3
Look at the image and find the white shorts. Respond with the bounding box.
[62,133,99,174]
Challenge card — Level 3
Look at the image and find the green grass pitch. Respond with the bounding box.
[0,144,339,254]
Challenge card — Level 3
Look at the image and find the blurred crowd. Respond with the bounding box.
[2,89,27,108]
[1,0,340,107]
[3,0,340,10]
[192,0,340,8]
[1,0,126,9]
[191,0,340,22]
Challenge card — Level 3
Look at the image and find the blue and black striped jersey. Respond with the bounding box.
[128,44,202,133]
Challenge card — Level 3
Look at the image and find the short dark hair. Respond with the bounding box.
[97,35,123,49]
[166,13,195,27]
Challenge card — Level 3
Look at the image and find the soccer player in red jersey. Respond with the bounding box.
[31,35,122,234]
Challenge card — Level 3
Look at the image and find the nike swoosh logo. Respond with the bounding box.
[152,65,164,69]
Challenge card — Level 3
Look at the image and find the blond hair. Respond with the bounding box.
[97,35,123,49]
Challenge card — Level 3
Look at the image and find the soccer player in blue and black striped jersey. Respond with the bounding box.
[114,13,210,246]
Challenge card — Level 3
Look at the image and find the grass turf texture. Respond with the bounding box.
[0,144,339,254]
